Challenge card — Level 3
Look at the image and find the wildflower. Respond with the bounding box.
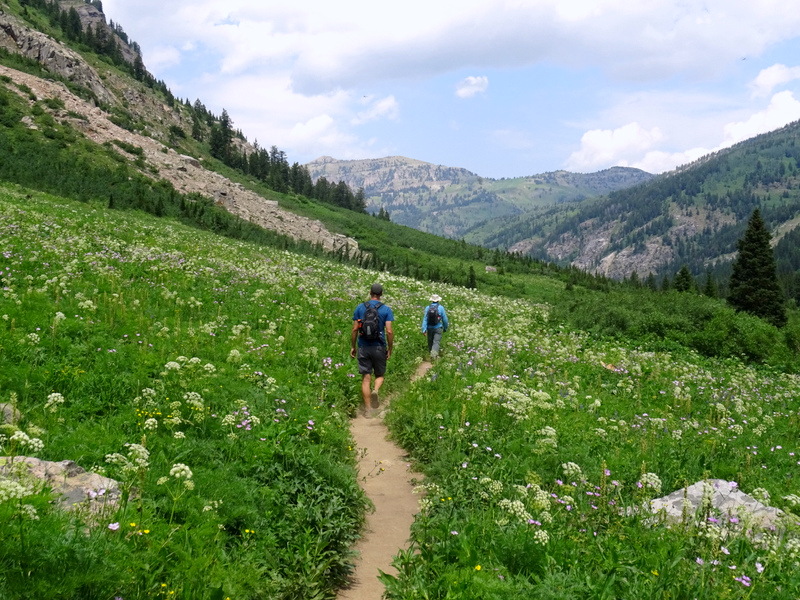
[532,529,549,545]
[169,463,193,480]
[108,522,120,531]
[475,565,481,571]
[44,392,65,412]
[561,462,583,479]
[637,472,662,494]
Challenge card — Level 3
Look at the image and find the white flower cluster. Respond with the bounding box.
[0,479,35,503]
[638,472,662,495]
[561,462,583,480]
[534,426,558,454]
[751,487,771,504]
[44,392,65,412]
[498,498,533,524]
[9,430,44,453]
[783,494,800,508]
[531,529,549,545]
[169,463,193,479]
[143,418,158,431]
[105,442,150,474]
[478,477,504,500]
[696,520,722,541]
[77,299,97,312]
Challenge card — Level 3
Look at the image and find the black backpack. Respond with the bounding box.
[360,302,383,341]
[427,304,440,327]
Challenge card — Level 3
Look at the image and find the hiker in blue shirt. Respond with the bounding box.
[351,283,394,417]
[421,293,448,359]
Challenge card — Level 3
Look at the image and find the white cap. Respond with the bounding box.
[429,294,441,302]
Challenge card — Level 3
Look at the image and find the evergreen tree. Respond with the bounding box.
[728,208,787,327]
[673,265,694,292]
[702,271,718,298]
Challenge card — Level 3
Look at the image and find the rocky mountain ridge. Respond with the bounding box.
[306,155,654,241]
[0,3,359,256]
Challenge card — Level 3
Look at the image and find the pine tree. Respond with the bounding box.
[728,208,787,327]
[673,265,694,292]
[702,271,718,298]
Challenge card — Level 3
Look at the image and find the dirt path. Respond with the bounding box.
[338,361,432,600]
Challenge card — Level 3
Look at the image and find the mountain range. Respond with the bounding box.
[307,125,800,290]
[306,156,654,241]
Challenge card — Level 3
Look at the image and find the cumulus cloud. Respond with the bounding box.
[720,91,800,146]
[566,122,663,172]
[456,76,489,98]
[105,0,800,94]
[750,64,800,98]
[143,46,182,71]
[101,0,800,174]
[352,96,400,125]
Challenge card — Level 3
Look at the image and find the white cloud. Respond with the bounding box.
[105,1,800,94]
[352,96,400,125]
[751,64,800,98]
[100,0,800,175]
[630,148,710,174]
[456,76,489,98]
[720,91,800,147]
[566,122,663,172]
[143,46,182,71]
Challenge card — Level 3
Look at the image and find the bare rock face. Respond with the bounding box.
[0,456,122,514]
[0,61,360,257]
[650,479,788,538]
[0,11,113,105]
[0,403,21,425]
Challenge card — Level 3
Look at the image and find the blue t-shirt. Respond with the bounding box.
[353,300,394,347]
[421,303,449,332]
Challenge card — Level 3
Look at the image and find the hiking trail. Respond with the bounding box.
[337,360,433,600]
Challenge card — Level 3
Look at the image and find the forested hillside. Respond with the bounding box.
[492,121,800,296]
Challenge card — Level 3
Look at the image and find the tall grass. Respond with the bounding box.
[384,288,800,598]
[0,182,424,599]
[4,181,800,598]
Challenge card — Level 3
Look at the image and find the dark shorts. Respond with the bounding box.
[357,345,387,377]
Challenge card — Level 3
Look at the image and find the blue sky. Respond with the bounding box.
[101,1,800,179]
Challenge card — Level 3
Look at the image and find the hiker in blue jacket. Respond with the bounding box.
[421,293,448,359]
[351,283,394,417]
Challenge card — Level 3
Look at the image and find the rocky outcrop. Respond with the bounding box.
[0,10,113,105]
[0,456,122,514]
[650,479,788,538]
[0,62,359,257]
[0,402,21,425]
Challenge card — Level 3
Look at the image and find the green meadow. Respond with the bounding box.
[2,183,800,599]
